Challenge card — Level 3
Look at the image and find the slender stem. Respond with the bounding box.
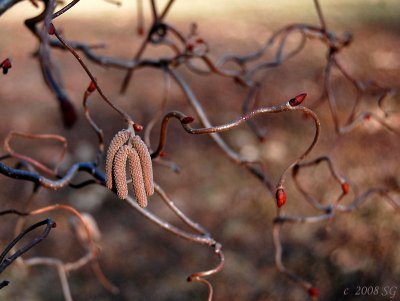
[123,195,216,246]
[52,25,133,125]
[83,89,105,165]
[52,0,80,19]
[150,0,158,22]
[313,0,327,31]
[159,0,176,20]
[0,219,55,273]
[154,183,210,235]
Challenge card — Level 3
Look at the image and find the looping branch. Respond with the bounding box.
[152,94,320,208]
[187,243,224,301]
[4,131,68,177]
[0,161,105,189]
[0,217,55,281]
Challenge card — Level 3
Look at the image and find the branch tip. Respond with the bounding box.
[276,188,286,208]
[181,116,195,124]
[1,58,12,75]
[289,93,307,107]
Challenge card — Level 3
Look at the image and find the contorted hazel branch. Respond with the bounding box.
[105,129,154,207]
[152,92,320,210]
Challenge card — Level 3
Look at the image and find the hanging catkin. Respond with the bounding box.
[105,129,154,208]
[131,135,154,196]
[113,145,131,199]
[105,130,130,190]
[128,148,148,207]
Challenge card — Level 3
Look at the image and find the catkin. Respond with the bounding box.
[105,130,130,189]
[113,145,130,199]
[131,136,154,196]
[128,149,148,208]
[105,130,153,207]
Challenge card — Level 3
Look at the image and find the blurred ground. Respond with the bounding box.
[0,0,399,300]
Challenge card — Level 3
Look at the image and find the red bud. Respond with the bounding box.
[87,81,96,93]
[1,58,12,74]
[52,222,57,228]
[308,287,319,298]
[364,113,371,121]
[276,188,286,208]
[258,135,266,143]
[133,123,143,132]
[160,150,167,157]
[186,43,194,52]
[289,93,307,106]
[48,23,56,35]
[182,116,194,124]
[196,37,204,44]
[341,182,349,195]
[1,58,12,68]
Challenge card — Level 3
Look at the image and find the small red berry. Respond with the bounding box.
[289,93,307,106]
[308,287,319,298]
[52,222,57,228]
[48,23,56,35]
[87,81,96,93]
[258,135,266,143]
[133,123,143,132]
[195,37,204,44]
[186,43,194,52]
[364,113,371,121]
[276,188,286,208]
[182,116,194,124]
[341,182,350,195]
[160,150,167,157]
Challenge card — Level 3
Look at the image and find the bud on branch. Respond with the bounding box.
[289,93,307,107]
[1,58,12,75]
[276,188,286,208]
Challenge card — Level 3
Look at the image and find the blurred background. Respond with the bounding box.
[0,0,399,300]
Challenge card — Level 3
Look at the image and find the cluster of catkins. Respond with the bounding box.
[105,130,154,207]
